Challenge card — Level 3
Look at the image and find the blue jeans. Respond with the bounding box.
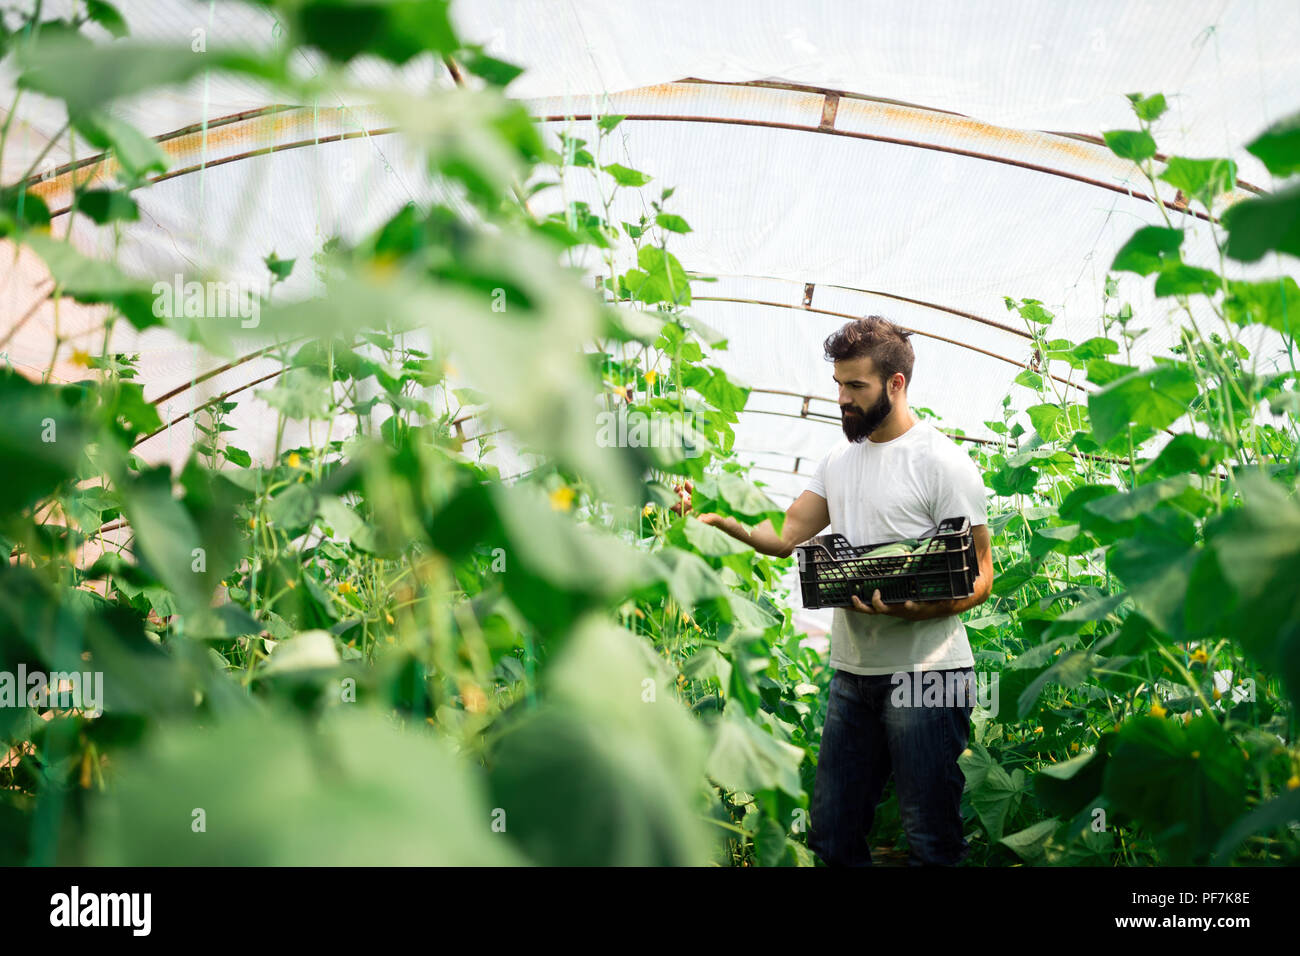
[808,667,973,867]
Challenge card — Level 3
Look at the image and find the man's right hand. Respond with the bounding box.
[668,479,695,517]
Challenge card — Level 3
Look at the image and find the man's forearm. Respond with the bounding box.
[710,515,790,557]
[914,588,988,620]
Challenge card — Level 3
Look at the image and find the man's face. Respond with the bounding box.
[834,356,896,443]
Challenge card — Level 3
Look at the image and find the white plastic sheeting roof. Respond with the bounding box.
[3,0,1300,511]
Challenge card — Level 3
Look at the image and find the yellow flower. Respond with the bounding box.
[642,503,654,517]
[644,370,657,386]
[288,452,301,469]
[1287,774,1300,790]
[1150,701,1167,718]
[365,252,399,282]
[1070,741,1080,753]
[338,580,354,596]
[247,517,256,529]
[549,486,575,511]
[459,680,487,715]
[385,612,395,625]
[71,349,91,367]
[1190,647,1208,664]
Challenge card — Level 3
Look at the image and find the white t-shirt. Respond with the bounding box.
[803,419,989,676]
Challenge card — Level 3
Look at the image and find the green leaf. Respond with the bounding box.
[256,368,332,420]
[1139,433,1224,480]
[1211,789,1300,863]
[1128,92,1168,123]
[989,463,1038,496]
[999,819,1061,862]
[1245,108,1300,178]
[221,445,251,468]
[681,515,749,556]
[597,114,626,132]
[959,742,1026,841]
[256,629,340,678]
[644,547,729,607]
[460,50,524,87]
[267,483,316,530]
[706,706,805,798]
[1016,650,1093,718]
[1034,734,1113,818]
[630,245,691,305]
[19,34,270,118]
[20,232,160,330]
[1110,225,1183,276]
[264,251,296,282]
[1224,277,1299,335]
[76,188,139,224]
[74,111,169,180]
[486,618,713,865]
[1222,183,1300,263]
[655,213,691,233]
[88,705,523,865]
[1103,129,1157,163]
[1102,714,1246,864]
[1154,263,1220,298]
[695,472,782,524]
[683,647,732,690]
[1158,156,1237,207]
[1014,369,1043,391]
[0,372,93,515]
[0,186,51,236]
[86,0,130,39]
[601,163,653,187]
[1087,363,1197,444]
[291,0,458,64]
[118,466,209,614]
[992,561,1036,595]
[1194,472,1300,707]
[1084,357,1138,386]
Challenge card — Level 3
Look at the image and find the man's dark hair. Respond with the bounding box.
[822,315,915,389]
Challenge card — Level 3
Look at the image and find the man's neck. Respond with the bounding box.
[867,408,920,444]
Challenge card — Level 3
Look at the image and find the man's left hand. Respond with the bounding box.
[849,590,940,621]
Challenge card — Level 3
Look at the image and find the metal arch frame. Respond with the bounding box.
[683,271,1032,340]
[674,78,1269,193]
[689,295,1086,392]
[28,78,1264,217]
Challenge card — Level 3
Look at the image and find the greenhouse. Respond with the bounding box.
[2,0,1300,879]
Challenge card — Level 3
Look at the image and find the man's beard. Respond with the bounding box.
[841,389,893,442]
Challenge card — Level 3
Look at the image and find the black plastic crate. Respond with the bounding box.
[795,517,977,609]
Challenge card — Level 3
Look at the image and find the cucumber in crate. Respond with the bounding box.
[795,517,977,609]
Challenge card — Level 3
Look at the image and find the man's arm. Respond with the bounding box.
[850,523,995,621]
[697,490,830,558]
